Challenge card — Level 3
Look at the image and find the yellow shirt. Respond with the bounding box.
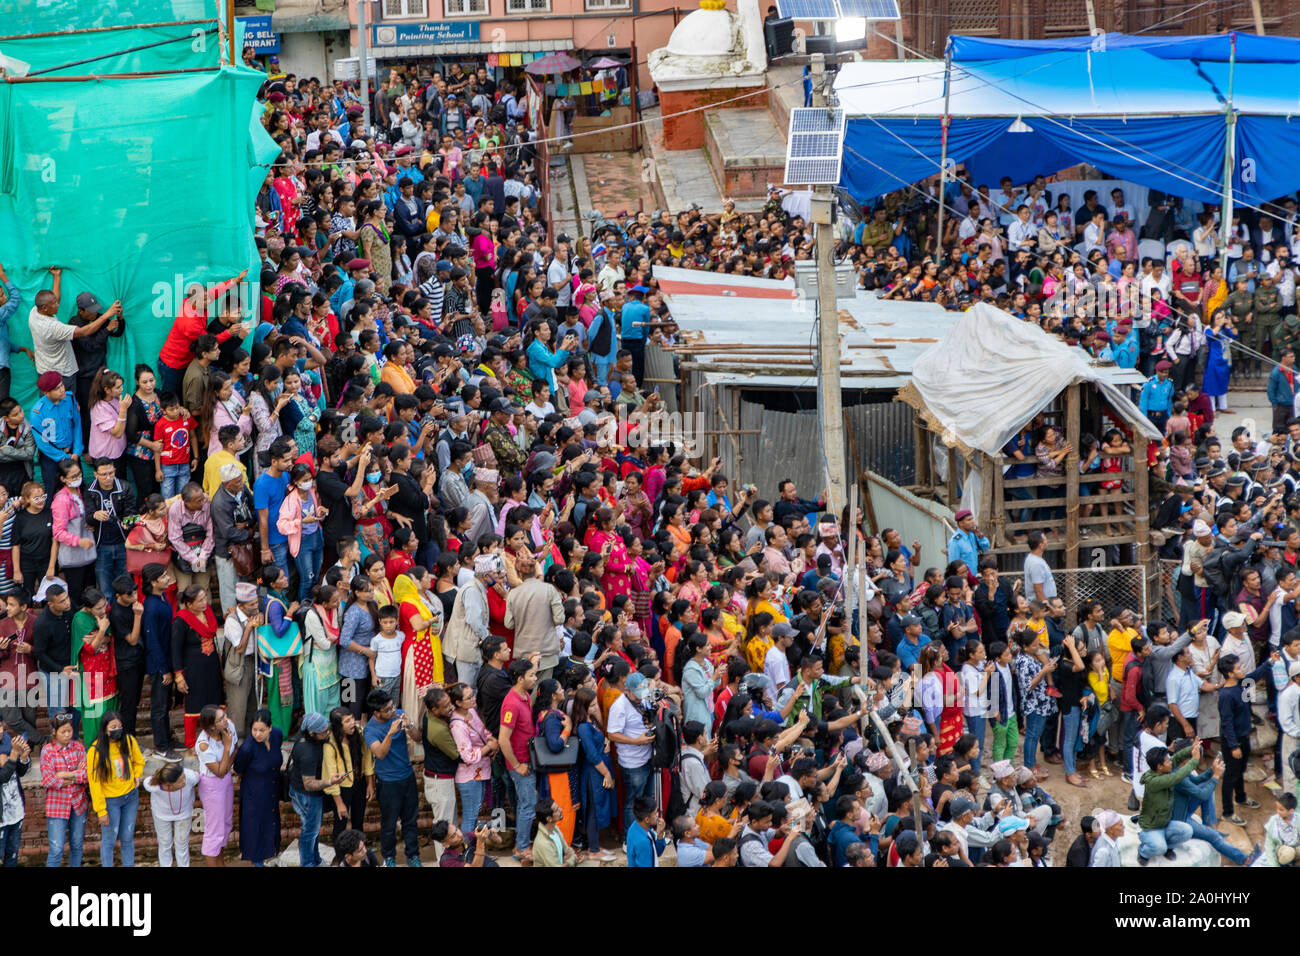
[425,206,440,233]
[86,736,146,817]
[203,449,248,499]
[745,634,774,674]
[322,735,375,797]
[1027,617,1048,648]
[1087,670,1110,705]
[1108,627,1138,681]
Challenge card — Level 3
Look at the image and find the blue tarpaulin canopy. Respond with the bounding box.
[834,32,1300,208]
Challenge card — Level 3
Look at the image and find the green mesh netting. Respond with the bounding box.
[0,1,277,409]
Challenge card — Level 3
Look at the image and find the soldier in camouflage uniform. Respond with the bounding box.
[484,396,526,474]
[1223,276,1258,375]
[1254,271,1283,359]
[1275,311,1300,361]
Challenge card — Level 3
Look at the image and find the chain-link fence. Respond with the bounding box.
[999,565,1148,629]
[1154,560,1182,627]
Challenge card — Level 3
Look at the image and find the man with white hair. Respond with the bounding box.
[220,581,263,737]
[464,467,499,544]
[1089,810,1125,867]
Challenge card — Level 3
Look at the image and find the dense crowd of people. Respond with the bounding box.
[5,61,1300,873]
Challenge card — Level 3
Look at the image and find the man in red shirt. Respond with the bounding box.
[497,656,538,861]
[157,269,251,396]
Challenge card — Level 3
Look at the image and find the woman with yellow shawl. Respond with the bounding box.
[395,568,444,719]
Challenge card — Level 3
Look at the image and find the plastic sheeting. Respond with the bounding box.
[0,6,276,410]
[906,302,1161,459]
[834,33,1300,209]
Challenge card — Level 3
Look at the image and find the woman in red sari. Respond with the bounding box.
[920,644,965,755]
[629,536,656,641]
[394,568,443,718]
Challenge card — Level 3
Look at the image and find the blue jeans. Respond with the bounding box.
[41,670,80,738]
[1179,777,1219,826]
[269,540,290,581]
[1137,819,1194,860]
[294,530,323,602]
[1186,817,1246,865]
[1006,484,1035,527]
[965,714,986,774]
[0,821,19,866]
[100,787,139,867]
[1061,706,1082,775]
[509,767,539,850]
[160,462,190,499]
[457,780,484,835]
[157,362,184,397]
[620,761,655,835]
[46,810,87,867]
[95,541,127,598]
[290,788,323,867]
[1023,712,1047,769]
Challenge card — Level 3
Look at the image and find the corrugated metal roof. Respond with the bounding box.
[660,266,1145,392]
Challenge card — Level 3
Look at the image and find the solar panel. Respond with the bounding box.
[835,0,901,18]
[784,107,845,186]
[775,0,839,21]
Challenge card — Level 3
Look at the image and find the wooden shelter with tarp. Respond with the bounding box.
[894,304,1164,574]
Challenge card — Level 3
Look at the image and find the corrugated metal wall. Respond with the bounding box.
[687,369,917,500]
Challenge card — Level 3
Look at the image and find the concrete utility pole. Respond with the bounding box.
[809,52,848,517]
[1084,0,1100,36]
[358,0,371,134]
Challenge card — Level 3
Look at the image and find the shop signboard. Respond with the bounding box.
[372,22,481,46]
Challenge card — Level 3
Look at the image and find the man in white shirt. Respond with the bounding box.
[678,722,713,818]
[763,623,796,705]
[1131,707,1169,802]
[957,206,981,244]
[1089,810,1125,867]
[524,380,556,420]
[220,582,261,737]
[989,176,1020,228]
[1082,209,1107,255]
[547,239,574,311]
[606,670,657,831]
[305,111,345,152]
[1109,188,1134,227]
[597,247,626,293]
[1140,260,1173,310]
[28,270,117,386]
[1268,247,1296,310]
[1007,205,1036,253]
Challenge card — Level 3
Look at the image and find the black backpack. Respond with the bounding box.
[649,699,682,771]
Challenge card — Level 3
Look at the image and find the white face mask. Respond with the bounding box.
[65,477,82,489]
[298,480,313,490]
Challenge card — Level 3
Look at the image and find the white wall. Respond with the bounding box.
[277,31,349,83]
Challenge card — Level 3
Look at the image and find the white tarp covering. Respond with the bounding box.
[909,302,1161,456]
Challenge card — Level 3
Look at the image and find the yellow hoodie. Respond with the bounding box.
[86,735,146,818]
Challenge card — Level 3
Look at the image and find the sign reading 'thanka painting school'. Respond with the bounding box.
[373,22,481,46]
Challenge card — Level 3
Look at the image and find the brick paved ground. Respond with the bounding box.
[583,150,658,217]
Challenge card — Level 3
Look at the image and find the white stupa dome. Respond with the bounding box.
[665,7,739,58]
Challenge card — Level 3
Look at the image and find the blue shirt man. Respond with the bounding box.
[254,465,291,548]
[1138,364,1175,421]
[626,809,666,867]
[947,509,989,575]
[895,614,931,671]
[620,291,650,342]
[1111,328,1139,369]
[1165,655,1200,726]
[365,708,415,781]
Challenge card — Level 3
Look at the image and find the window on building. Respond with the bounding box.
[445,0,488,13]
[382,0,428,18]
[585,0,631,9]
[505,0,552,12]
